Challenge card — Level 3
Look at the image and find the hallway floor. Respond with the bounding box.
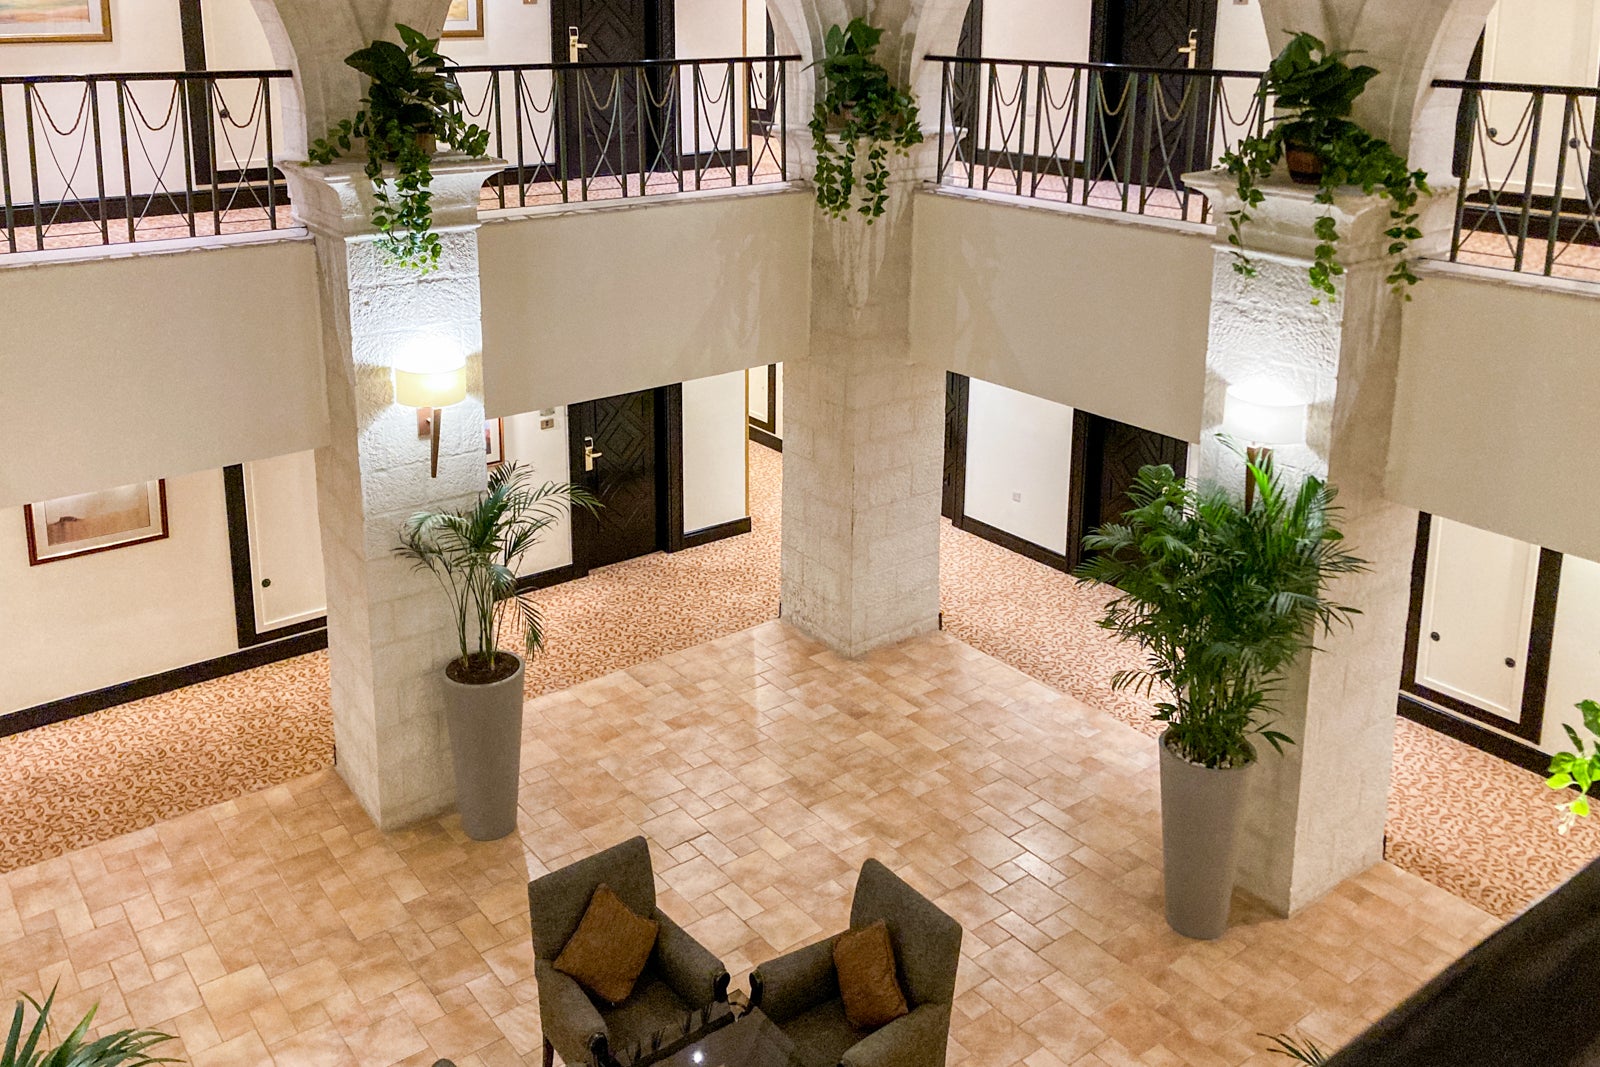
[2,443,1596,921]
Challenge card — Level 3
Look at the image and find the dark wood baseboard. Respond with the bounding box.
[516,561,589,592]
[1,629,328,738]
[676,517,752,551]
[1398,693,1551,777]
[748,426,782,453]
[956,515,1072,574]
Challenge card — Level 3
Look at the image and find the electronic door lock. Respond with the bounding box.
[583,435,604,472]
[568,26,589,63]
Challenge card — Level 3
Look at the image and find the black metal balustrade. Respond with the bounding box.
[928,55,1266,223]
[0,69,294,255]
[448,55,799,209]
[1438,78,1600,281]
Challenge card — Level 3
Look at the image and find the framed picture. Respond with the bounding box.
[24,480,168,565]
[0,0,112,44]
[443,0,484,38]
[485,418,504,468]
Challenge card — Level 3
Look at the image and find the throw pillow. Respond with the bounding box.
[834,919,909,1029]
[554,884,659,1004]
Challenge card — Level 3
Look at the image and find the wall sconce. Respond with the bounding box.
[1221,383,1307,509]
[393,341,468,478]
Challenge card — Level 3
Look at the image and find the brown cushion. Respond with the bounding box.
[553,883,659,1005]
[833,920,909,1030]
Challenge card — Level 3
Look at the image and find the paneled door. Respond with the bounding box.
[1067,411,1189,569]
[942,372,970,522]
[237,451,326,639]
[569,388,663,569]
[550,0,673,180]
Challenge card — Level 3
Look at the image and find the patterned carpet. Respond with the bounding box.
[2,443,1596,919]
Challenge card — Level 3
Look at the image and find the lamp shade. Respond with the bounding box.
[1221,384,1307,447]
[394,366,467,409]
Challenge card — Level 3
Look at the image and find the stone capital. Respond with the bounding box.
[282,153,506,239]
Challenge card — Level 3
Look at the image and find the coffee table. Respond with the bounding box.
[647,1007,804,1067]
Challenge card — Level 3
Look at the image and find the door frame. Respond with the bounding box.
[222,463,327,649]
[1399,512,1563,744]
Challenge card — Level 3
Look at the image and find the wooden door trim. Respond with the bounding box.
[942,372,970,525]
[222,463,327,649]
[1400,512,1562,745]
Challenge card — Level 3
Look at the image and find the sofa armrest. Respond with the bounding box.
[840,1004,953,1067]
[536,958,609,1066]
[749,935,840,1024]
[654,911,730,1008]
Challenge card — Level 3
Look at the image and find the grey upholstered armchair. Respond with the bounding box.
[749,860,963,1067]
[529,836,731,1067]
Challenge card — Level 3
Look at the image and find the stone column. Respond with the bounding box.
[1184,171,1452,914]
[284,155,504,830]
[779,142,946,656]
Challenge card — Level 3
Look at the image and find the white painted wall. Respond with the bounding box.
[1390,267,1600,564]
[501,407,575,576]
[963,377,1073,553]
[682,369,748,533]
[0,468,237,716]
[480,188,811,413]
[1546,554,1600,753]
[0,238,329,508]
[980,0,1089,61]
[911,190,1211,443]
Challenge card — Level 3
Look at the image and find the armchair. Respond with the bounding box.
[749,860,962,1067]
[530,836,731,1067]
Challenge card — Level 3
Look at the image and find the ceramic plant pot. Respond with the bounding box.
[442,653,525,841]
[1158,730,1256,939]
[1285,143,1324,185]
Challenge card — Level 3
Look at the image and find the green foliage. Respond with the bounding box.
[1217,32,1429,304]
[305,24,490,271]
[1263,1033,1329,1064]
[396,463,598,676]
[1546,699,1600,833]
[3,984,178,1067]
[1075,445,1367,769]
[808,19,923,222]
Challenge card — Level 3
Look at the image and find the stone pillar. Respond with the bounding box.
[779,148,946,656]
[283,155,504,830]
[1184,172,1452,914]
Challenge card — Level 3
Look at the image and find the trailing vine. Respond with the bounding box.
[1218,33,1429,304]
[809,19,923,222]
[306,24,489,271]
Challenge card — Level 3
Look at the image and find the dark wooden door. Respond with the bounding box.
[942,373,970,521]
[951,0,984,165]
[570,388,662,568]
[1090,0,1219,189]
[1067,411,1189,568]
[550,0,673,180]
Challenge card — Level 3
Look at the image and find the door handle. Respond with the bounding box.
[1177,28,1199,69]
[583,435,604,472]
[568,26,589,63]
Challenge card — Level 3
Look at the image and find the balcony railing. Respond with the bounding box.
[1,70,294,255]
[927,56,1266,223]
[1437,77,1600,282]
[448,55,799,209]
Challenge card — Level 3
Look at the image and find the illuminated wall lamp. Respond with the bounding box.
[394,365,467,477]
[1221,384,1307,510]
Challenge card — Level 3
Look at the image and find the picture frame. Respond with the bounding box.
[0,0,113,44]
[443,0,484,39]
[485,418,505,468]
[24,480,168,565]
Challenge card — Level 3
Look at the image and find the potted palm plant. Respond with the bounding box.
[3,984,177,1066]
[1076,447,1365,939]
[397,463,597,840]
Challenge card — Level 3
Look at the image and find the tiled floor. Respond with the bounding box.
[0,622,1501,1067]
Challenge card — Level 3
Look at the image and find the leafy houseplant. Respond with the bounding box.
[306,24,490,271]
[1217,32,1429,303]
[1076,447,1365,937]
[809,19,923,222]
[3,984,178,1067]
[1264,1033,1328,1064]
[397,463,596,839]
[1546,699,1600,833]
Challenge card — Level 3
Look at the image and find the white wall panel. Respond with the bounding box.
[501,407,575,575]
[963,378,1073,553]
[682,370,748,533]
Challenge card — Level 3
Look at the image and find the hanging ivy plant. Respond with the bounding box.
[1217,32,1429,304]
[808,18,923,222]
[306,24,490,271]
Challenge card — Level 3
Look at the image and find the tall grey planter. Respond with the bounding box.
[1158,731,1255,940]
[442,654,525,841]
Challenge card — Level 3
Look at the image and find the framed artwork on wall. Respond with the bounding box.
[24,480,168,565]
[485,418,504,468]
[443,0,484,38]
[0,0,112,44]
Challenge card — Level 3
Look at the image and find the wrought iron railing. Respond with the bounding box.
[1437,78,1600,281]
[927,55,1267,223]
[1,69,294,255]
[448,55,798,209]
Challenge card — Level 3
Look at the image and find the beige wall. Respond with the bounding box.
[0,239,328,508]
[479,189,811,413]
[910,190,1212,443]
[1390,267,1600,563]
